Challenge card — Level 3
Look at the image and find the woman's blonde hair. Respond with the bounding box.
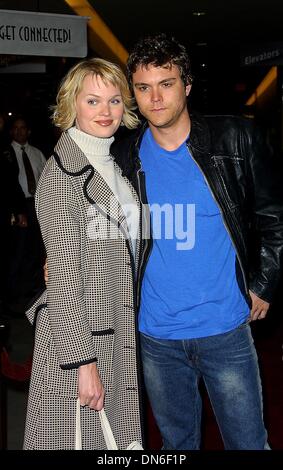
[52,57,140,131]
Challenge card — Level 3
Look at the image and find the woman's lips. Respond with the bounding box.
[96,120,113,126]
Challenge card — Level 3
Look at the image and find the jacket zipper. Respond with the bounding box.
[136,166,152,308]
[130,154,150,449]
[187,143,249,297]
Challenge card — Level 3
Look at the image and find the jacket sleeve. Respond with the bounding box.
[35,161,97,369]
[25,289,47,325]
[245,120,283,302]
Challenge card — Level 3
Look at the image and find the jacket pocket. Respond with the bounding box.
[46,331,114,398]
[212,155,246,208]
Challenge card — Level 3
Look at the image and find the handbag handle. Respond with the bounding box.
[98,407,118,450]
[75,398,118,450]
[75,398,82,450]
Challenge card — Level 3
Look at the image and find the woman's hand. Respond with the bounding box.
[78,362,105,411]
[44,259,48,285]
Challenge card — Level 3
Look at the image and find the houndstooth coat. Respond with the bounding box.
[23,132,144,450]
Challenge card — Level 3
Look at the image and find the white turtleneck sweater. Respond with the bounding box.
[68,127,139,260]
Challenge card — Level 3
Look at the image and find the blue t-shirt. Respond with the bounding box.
[138,128,249,339]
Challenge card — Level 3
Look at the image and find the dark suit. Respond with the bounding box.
[1,145,45,313]
[0,150,26,314]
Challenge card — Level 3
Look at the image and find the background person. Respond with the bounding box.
[2,116,46,313]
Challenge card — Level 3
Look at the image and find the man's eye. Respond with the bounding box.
[162,82,172,87]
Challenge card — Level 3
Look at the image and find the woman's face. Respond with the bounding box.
[75,73,124,138]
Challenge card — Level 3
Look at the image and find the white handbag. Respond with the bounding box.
[75,398,143,450]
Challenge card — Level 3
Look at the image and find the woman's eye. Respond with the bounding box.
[111,99,121,105]
[87,99,97,105]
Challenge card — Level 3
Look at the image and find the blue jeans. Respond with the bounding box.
[140,322,269,450]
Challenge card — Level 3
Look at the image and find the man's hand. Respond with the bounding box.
[16,213,28,227]
[249,290,270,321]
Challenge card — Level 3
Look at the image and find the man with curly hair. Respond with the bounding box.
[110,33,283,450]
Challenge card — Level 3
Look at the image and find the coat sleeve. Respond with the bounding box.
[244,120,283,302]
[36,161,97,369]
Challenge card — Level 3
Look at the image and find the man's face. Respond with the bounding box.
[10,119,30,145]
[132,63,191,129]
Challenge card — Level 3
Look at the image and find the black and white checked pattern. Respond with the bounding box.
[23,132,143,450]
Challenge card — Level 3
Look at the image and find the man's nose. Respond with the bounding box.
[151,88,162,102]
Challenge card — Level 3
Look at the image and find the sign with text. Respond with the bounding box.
[0,9,88,57]
[241,42,283,66]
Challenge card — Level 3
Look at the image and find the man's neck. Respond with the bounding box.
[148,112,191,152]
[13,140,28,147]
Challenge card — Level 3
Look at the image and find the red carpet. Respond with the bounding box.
[0,348,32,382]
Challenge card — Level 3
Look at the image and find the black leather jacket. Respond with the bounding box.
[111,113,283,308]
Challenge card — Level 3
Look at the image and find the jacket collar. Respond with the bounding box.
[53,131,140,256]
[188,112,211,155]
[54,131,92,176]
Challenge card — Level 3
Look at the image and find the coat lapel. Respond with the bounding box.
[113,160,141,269]
[54,132,140,257]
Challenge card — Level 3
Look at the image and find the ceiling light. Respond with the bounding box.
[192,12,206,16]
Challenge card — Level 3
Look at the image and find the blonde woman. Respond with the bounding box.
[23,58,144,450]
